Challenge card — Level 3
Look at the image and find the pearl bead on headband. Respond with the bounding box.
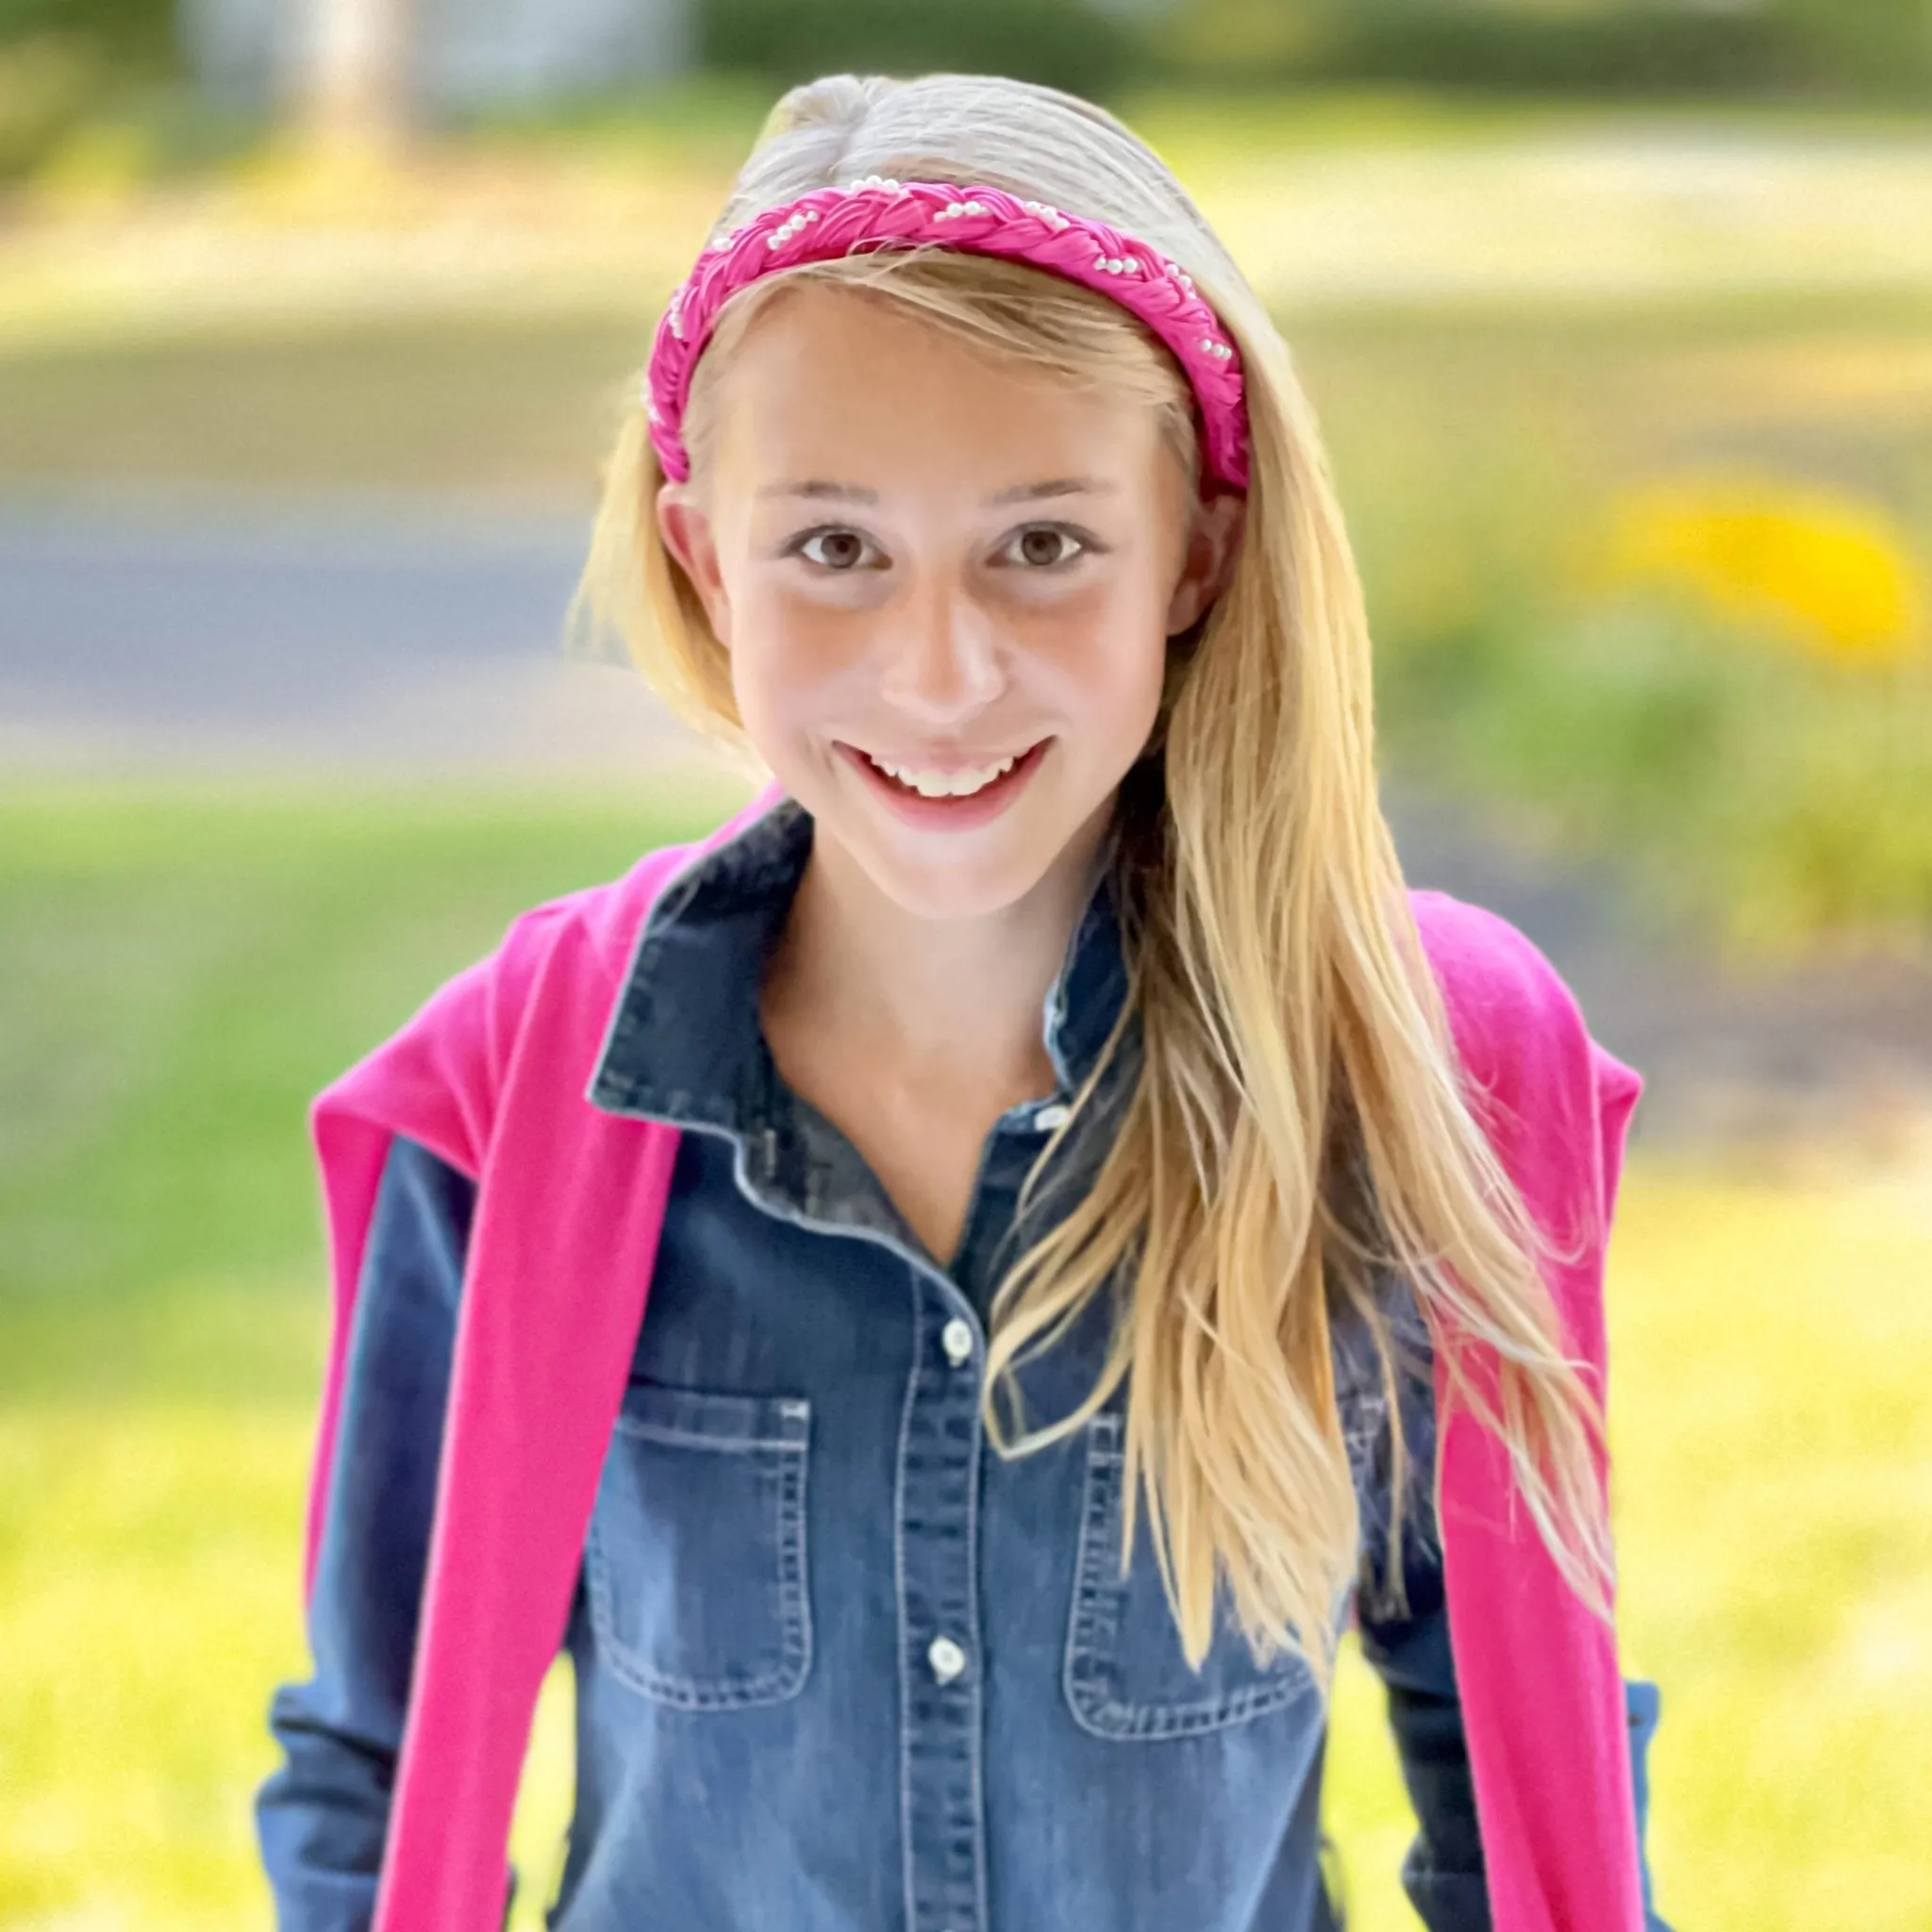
[641,176,1250,494]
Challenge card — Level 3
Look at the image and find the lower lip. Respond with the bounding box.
[837,738,1052,830]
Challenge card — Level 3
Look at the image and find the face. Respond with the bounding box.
[657,281,1243,923]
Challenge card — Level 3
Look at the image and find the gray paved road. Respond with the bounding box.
[0,489,700,772]
[5,492,1928,1156]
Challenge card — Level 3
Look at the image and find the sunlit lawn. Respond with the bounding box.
[0,777,733,1926]
[1,781,1927,1930]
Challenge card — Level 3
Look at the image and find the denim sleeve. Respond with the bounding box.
[255,1133,477,1932]
[1348,1297,1673,1932]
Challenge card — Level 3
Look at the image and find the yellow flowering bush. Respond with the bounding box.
[1377,460,1932,956]
[1584,471,1929,669]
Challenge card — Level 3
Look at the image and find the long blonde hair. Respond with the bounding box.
[570,71,1613,1693]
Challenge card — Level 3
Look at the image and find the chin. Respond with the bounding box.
[872,858,1054,924]
[839,782,1083,923]
[844,820,1067,924]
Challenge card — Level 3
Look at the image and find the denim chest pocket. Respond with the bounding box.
[586,1378,812,1710]
[1062,1411,1321,1740]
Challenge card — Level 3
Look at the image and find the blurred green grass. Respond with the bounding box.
[0,776,740,1924]
[2,779,1928,1930]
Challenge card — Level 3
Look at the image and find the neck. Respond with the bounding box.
[763,801,1115,1107]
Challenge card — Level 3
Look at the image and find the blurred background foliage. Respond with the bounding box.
[8,0,1932,185]
[4,3,1932,1930]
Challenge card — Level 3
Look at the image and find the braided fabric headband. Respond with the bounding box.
[642,176,1250,493]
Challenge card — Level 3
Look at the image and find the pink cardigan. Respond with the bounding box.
[297,777,1649,1931]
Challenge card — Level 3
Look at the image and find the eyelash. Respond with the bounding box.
[784,523,1098,574]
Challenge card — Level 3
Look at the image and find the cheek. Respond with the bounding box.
[725,591,868,732]
[1032,583,1170,729]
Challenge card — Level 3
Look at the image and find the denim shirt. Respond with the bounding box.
[257,792,1668,1932]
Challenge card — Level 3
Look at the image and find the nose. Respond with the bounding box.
[875,580,1007,728]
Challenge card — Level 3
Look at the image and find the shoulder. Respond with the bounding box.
[483,856,682,1018]
[470,781,790,1020]
[314,840,701,1151]
[1406,883,1641,1107]
[448,836,724,1076]
[1406,883,1641,1183]
[1406,886,1589,1087]
[328,782,787,1122]
[1405,888,1644,1303]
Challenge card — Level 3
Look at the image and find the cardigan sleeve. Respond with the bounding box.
[1404,885,1668,1929]
[1349,1290,1674,1932]
[256,1134,478,1931]
[1356,1453,1674,1930]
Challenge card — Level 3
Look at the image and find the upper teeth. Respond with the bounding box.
[867,752,1019,797]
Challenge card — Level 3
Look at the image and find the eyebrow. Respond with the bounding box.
[755,476,1120,507]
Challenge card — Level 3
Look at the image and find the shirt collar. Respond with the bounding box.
[588,791,1133,1136]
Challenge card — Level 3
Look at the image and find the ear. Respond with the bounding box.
[1165,486,1246,638]
[657,480,733,646]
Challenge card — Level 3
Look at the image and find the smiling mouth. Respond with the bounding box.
[853,742,1048,800]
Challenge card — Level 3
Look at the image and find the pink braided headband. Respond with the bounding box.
[642,175,1250,493]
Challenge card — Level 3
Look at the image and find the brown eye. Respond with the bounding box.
[797,529,874,571]
[1011,526,1085,569]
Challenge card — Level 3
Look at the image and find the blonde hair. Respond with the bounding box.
[570,71,1613,1693]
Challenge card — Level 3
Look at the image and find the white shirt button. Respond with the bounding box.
[927,1634,968,1684]
[940,1317,974,1366]
[1033,1101,1072,1132]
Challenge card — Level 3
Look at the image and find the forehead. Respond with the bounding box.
[711,280,1166,493]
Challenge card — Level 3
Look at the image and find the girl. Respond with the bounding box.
[257,71,1669,1932]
